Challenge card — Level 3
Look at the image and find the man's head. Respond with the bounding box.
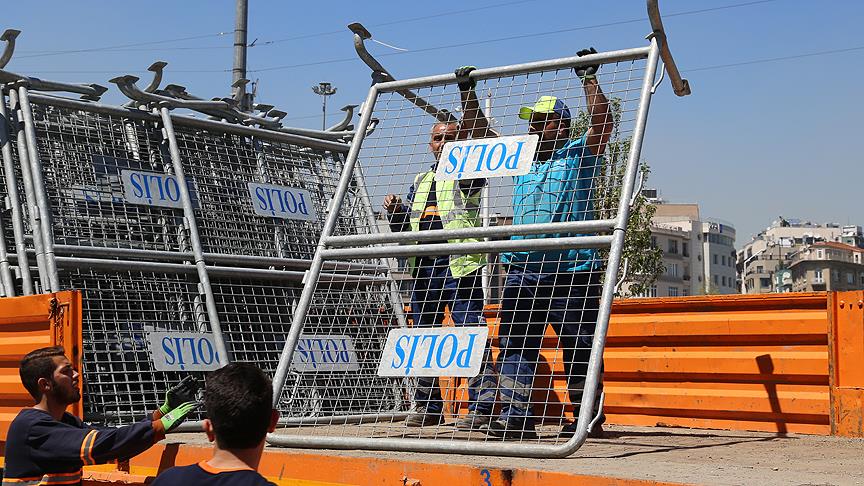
[519,96,571,155]
[428,121,459,160]
[19,346,80,405]
[203,363,278,450]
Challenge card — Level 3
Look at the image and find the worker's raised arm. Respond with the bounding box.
[576,48,612,156]
[455,66,499,140]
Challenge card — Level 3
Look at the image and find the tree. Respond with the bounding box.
[572,99,664,297]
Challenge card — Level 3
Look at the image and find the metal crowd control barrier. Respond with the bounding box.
[0,75,402,425]
[267,7,689,458]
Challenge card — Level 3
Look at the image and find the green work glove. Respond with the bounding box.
[455,65,477,91]
[159,401,199,432]
[574,47,600,81]
[159,376,201,416]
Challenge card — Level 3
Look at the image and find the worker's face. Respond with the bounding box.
[429,122,459,160]
[45,355,81,405]
[528,112,569,153]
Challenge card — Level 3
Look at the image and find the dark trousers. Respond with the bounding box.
[496,266,602,423]
[411,257,495,414]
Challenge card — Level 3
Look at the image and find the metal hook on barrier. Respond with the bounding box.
[614,257,630,296]
[629,169,645,208]
[646,0,691,96]
[348,22,455,123]
[0,29,21,69]
[0,70,107,101]
[110,75,229,111]
[327,104,358,132]
[651,61,666,94]
[144,61,168,93]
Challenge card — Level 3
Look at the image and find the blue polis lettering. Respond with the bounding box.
[161,336,219,371]
[255,186,310,217]
[390,332,478,375]
[129,172,182,204]
[295,338,352,369]
[444,141,525,177]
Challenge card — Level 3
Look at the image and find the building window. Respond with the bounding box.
[756,265,764,273]
[848,273,854,285]
[855,253,861,264]
[649,285,657,298]
[713,275,718,285]
[713,254,718,265]
[682,288,689,296]
[668,287,679,297]
[833,271,839,282]
[760,277,771,288]
[814,270,824,284]
[722,276,727,286]
[651,236,658,248]
[817,250,823,259]
[668,240,678,254]
[669,263,679,277]
[859,273,864,285]
[721,255,726,266]
[683,242,690,257]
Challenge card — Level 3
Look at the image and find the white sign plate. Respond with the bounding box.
[121,169,188,209]
[435,134,538,181]
[149,332,225,372]
[377,326,488,378]
[248,182,317,221]
[291,335,360,372]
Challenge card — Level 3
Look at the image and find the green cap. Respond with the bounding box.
[518,95,571,121]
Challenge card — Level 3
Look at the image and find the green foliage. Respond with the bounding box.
[572,99,664,297]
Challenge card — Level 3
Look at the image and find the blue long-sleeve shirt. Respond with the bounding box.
[3,408,165,486]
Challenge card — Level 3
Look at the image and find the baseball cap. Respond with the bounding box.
[518,95,571,121]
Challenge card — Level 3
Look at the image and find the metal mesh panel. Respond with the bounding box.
[66,267,209,426]
[170,125,365,259]
[270,48,657,455]
[27,104,188,252]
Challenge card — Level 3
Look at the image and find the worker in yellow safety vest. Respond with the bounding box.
[382,66,499,430]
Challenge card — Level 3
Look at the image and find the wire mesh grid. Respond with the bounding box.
[271,53,650,447]
[65,267,209,426]
[169,124,359,259]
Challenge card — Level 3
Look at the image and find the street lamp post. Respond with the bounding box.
[312,82,337,130]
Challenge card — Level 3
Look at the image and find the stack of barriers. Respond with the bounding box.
[0,53,407,427]
[266,1,690,457]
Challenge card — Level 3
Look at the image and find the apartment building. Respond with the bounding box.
[739,219,863,293]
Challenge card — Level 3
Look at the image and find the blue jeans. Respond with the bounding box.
[496,266,602,424]
[411,257,495,414]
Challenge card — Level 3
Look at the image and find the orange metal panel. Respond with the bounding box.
[101,443,689,486]
[0,291,82,441]
[828,291,864,437]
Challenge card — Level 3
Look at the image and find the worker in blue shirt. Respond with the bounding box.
[152,363,278,485]
[484,48,612,440]
[4,346,198,486]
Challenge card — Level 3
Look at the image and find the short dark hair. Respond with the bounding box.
[20,346,66,401]
[205,363,273,449]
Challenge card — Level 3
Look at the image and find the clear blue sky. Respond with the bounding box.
[4,0,863,243]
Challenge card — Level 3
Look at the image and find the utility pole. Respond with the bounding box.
[232,0,249,111]
[312,82,337,130]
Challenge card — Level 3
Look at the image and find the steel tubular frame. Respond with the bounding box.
[266,42,663,457]
[0,78,401,426]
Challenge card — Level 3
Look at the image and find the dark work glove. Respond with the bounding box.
[159,376,201,416]
[575,48,600,80]
[455,65,477,91]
